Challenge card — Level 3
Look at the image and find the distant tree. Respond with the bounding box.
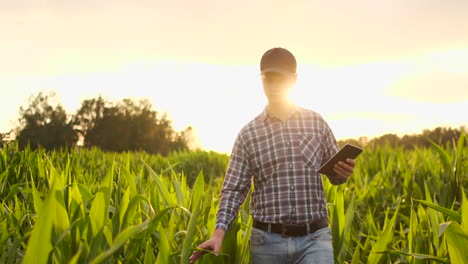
[337,136,368,148]
[72,96,106,144]
[73,96,191,155]
[16,92,77,150]
[0,131,11,148]
[347,126,466,150]
[422,127,460,146]
[369,133,400,148]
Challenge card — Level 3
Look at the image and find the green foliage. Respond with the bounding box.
[16,92,77,150]
[0,131,12,148]
[0,133,467,263]
[166,150,229,186]
[73,96,191,155]
[338,126,465,150]
[13,93,193,155]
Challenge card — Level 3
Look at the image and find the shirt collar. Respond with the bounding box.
[261,104,301,123]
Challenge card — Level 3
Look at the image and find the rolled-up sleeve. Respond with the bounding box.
[215,133,252,231]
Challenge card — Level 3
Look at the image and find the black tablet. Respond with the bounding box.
[318,144,363,176]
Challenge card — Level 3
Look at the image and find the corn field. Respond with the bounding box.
[0,134,467,263]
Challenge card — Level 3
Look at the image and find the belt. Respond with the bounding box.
[253,217,328,237]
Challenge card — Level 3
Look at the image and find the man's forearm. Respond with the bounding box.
[215,188,247,231]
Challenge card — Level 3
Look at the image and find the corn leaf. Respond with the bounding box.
[181,194,203,264]
[415,199,461,222]
[368,205,399,263]
[439,221,468,264]
[384,250,449,263]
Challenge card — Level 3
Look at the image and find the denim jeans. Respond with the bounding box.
[250,226,334,264]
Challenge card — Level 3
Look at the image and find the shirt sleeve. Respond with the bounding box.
[321,120,347,185]
[215,133,252,231]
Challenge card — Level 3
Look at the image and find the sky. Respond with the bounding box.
[1,0,467,153]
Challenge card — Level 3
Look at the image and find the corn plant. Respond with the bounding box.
[0,132,466,263]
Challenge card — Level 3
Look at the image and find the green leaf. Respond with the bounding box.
[172,172,185,205]
[461,191,468,233]
[368,205,399,264]
[454,132,465,184]
[144,238,155,264]
[23,184,55,264]
[350,244,361,264]
[77,183,93,202]
[415,199,461,222]
[190,171,205,212]
[89,191,106,236]
[68,245,84,264]
[191,248,229,256]
[69,183,85,219]
[238,216,253,264]
[122,195,150,228]
[118,187,131,228]
[30,176,43,215]
[181,194,203,264]
[52,174,71,232]
[155,226,170,264]
[428,139,452,176]
[3,235,21,264]
[384,250,449,264]
[439,221,468,264]
[141,158,175,206]
[90,221,149,264]
[91,206,174,264]
[338,195,355,263]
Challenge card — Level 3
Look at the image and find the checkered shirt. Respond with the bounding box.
[215,106,344,231]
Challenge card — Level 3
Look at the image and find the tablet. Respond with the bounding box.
[318,144,363,176]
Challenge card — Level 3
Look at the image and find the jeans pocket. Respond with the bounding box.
[250,228,266,246]
[308,227,332,241]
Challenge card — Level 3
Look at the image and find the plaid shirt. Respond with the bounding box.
[215,106,344,231]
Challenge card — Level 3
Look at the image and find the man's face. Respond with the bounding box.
[261,72,297,103]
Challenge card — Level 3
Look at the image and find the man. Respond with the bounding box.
[189,47,355,264]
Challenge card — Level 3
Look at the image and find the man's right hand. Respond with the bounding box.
[189,229,225,264]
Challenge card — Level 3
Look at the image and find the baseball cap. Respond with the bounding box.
[260,47,297,76]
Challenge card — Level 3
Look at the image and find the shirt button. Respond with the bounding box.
[292,208,296,212]
[288,163,292,168]
[290,186,294,190]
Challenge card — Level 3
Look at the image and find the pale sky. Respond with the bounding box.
[1,0,467,153]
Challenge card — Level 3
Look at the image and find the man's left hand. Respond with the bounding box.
[333,158,355,180]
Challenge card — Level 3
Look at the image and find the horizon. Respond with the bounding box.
[1,88,465,153]
[1,1,467,153]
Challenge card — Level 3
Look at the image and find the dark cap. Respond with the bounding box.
[260,47,297,75]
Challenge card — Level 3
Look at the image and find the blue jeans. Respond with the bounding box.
[250,226,334,264]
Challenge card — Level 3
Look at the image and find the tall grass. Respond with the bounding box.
[0,133,467,263]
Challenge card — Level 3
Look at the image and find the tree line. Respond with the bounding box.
[338,126,466,149]
[1,92,192,155]
[1,93,465,153]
